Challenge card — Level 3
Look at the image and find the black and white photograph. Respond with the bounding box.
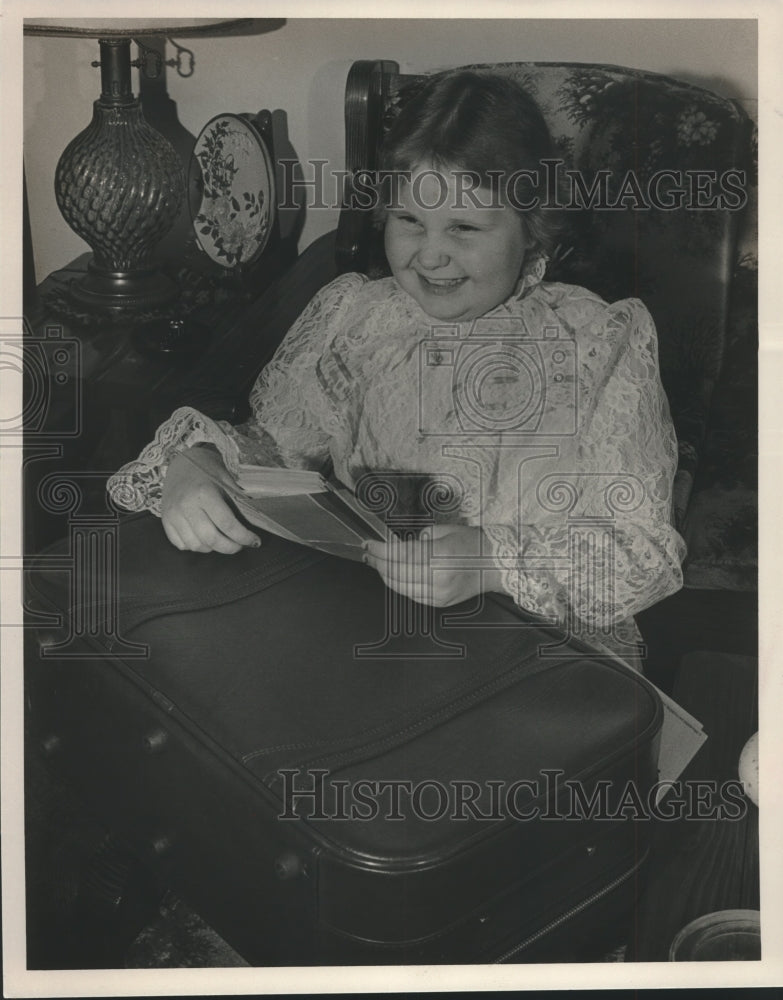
[2,1,780,995]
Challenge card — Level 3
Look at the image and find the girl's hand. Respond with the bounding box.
[364,524,503,607]
[160,448,262,554]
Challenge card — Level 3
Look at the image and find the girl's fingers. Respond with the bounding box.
[365,535,481,607]
[187,511,243,554]
[167,496,260,555]
[426,524,460,540]
[194,526,244,555]
[206,497,262,549]
[365,535,431,565]
[376,568,441,606]
[161,457,263,553]
[173,518,212,553]
[365,544,435,601]
[162,520,186,551]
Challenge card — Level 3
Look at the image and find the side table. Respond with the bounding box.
[629,649,759,960]
[22,233,337,553]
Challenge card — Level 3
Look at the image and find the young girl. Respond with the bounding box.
[108,71,686,658]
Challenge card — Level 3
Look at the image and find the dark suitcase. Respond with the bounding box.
[25,512,662,965]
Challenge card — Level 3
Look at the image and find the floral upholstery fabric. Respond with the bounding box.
[681,210,757,591]
[365,63,756,591]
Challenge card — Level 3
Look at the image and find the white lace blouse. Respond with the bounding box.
[108,265,686,651]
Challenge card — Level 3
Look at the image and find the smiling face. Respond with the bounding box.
[383,167,529,323]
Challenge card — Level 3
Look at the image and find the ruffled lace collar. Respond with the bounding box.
[514,248,548,298]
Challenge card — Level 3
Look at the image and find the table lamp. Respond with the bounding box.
[24,18,284,313]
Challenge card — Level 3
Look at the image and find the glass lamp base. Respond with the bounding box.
[69,260,180,312]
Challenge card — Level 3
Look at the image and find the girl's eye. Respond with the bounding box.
[396,214,421,227]
[452,224,480,234]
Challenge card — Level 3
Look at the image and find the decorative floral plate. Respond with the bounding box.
[189,113,276,269]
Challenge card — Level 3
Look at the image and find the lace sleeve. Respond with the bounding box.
[107,272,367,516]
[482,298,686,630]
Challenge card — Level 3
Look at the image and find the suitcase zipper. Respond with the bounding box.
[493,852,647,963]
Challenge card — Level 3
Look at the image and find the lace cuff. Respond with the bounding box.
[482,522,649,668]
[483,518,683,625]
[483,523,566,623]
[107,407,242,516]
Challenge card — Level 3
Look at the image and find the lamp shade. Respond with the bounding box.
[23,18,281,38]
